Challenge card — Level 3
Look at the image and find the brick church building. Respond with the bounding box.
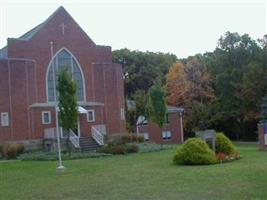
[0,6,126,148]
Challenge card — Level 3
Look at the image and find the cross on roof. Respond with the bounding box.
[59,22,67,35]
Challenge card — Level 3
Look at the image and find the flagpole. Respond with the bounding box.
[50,41,65,172]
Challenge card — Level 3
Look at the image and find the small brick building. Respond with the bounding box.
[136,106,184,144]
[0,6,126,147]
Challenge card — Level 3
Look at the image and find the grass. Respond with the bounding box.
[0,144,267,200]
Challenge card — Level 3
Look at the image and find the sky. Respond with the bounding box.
[0,0,266,58]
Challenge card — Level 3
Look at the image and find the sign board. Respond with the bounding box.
[264,122,267,134]
[264,123,267,145]
[195,129,216,150]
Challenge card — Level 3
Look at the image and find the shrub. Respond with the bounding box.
[121,134,132,144]
[97,144,139,155]
[131,135,138,142]
[110,145,126,154]
[107,134,127,145]
[126,144,139,153]
[137,135,144,143]
[215,132,236,154]
[1,143,25,159]
[16,143,25,155]
[0,144,2,156]
[173,138,217,165]
[18,151,111,161]
[2,144,17,159]
[138,143,175,153]
[107,133,144,145]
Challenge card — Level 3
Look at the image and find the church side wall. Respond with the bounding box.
[0,59,37,142]
[0,60,12,141]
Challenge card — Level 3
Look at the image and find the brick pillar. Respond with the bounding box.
[258,123,266,150]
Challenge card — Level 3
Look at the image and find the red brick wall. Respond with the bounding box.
[0,7,126,142]
[138,113,183,144]
[0,59,37,142]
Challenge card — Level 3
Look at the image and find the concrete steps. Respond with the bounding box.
[79,137,100,152]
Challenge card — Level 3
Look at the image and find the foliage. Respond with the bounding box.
[216,151,241,163]
[147,81,167,128]
[1,145,266,200]
[125,108,136,133]
[204,32,267,140]
[173,138,217,165]
[57,68,79,155]
[166,56,216,137]
[97,144,139,155]
[215,132,237,154]
[167,32,267,140]
[138,143,175,153]
[115,32,267,141]
[261,95,267,120]
[125,144,139,153]
[106,133,144,145]
[166,61,191,107]
[18,151,111,161]
[126,90,149,132]
[1,143,25,159]
[112,48,177,98]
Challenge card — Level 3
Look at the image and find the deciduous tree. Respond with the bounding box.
[57,68,79,155]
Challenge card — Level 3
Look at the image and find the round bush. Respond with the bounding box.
[126,144,139,153]
[173,138,217,165]
[215,132,236,154]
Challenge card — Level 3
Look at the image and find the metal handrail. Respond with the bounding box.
[92,126,104,146]
[69,129,80,148]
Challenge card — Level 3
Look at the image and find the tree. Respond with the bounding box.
[57,68,79,156]
[165,61,191,107]
[148,81,167,146]
[205,32,265,140]
[112,48,177,98]
[184,55,215,104]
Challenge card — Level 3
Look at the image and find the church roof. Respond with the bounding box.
[0,46,7,59]
[0,6,94,59]
[19,6,67,41]
[19,23,44,40]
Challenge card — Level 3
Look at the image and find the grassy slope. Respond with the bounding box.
[0,144,267,200]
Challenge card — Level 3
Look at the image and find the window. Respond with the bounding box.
[162,131,172,140]
[143,133,149,141]
[1,112,9,127]
[42,111,51,124]
[120,108,125,120]
[87,110,95,122]
[47,49,85,102]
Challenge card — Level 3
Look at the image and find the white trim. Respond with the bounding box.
[42,111,51,124]
[7,58,36,62]
[87,109,95,122]
[162,130,172,140]
[77,117,81,137]
[30,101,104,108]
[120,108,125,120]
[45,47,86,102]
[1,112,9,127]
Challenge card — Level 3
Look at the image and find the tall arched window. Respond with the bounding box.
[47,49,85,102]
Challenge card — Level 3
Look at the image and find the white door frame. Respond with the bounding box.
[77,116,81,138]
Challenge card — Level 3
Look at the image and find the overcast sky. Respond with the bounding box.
[0,0,266,58]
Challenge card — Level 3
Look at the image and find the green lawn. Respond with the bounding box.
[0,144,267,200]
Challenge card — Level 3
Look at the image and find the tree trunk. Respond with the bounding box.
[160,127,163,150]
[237,116,245,141]
[66,130,71,157]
